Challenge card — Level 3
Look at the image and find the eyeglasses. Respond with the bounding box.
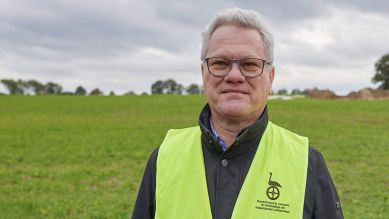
[203,57,271,78]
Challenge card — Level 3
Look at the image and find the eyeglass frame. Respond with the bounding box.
[202,57,272,78]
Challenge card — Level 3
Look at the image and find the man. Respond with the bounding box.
[132,8,343,219]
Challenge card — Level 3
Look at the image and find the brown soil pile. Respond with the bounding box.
[308,88,389,100]
[307,90,339,99]
[345,88,389,99]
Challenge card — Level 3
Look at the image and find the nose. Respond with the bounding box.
[224,62,245,82]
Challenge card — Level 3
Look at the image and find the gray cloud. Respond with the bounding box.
[0,0,388,95]
[329,0,389,16]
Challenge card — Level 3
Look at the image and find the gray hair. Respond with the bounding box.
[201,8,274,63]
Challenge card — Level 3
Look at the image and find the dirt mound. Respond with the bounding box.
[307,90,339,99]
[307,88,389,100]
[345,88,389,99]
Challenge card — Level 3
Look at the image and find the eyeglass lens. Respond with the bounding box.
[207,57,264,77]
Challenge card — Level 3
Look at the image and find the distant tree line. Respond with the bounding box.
[8,75,387,96]
[0,79,108,96]
[1,79,62,95]
[0,78,322,96]
[0,78,203,96]
[151,79,203,94]
[273,88,320,95]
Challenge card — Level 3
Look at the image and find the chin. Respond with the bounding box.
[218,103,251,118]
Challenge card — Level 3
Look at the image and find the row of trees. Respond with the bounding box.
[1,79,63,95]
[151,79,203,94]
[274,88,320,95]
[0,79,107,96]
[0,78,347,96]
[0,78,202,96]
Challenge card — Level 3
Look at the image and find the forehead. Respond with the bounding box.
[207,24,266,59]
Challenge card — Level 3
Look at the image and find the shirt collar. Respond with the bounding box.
[199,103,269,156]
[209,117,228,151]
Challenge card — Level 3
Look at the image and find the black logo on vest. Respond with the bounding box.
[256,172,290,214]
[266,172,282,200]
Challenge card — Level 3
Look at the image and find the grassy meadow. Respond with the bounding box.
[0,95,388,218]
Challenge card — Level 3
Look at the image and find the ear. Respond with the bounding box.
[201,63,205,78]
[267,66,275,95]
[269,66,275,85]
[201,63,207,94]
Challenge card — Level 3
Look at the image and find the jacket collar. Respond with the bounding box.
[199,103,269,157]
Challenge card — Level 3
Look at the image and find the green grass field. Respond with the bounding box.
[0,95,388,218]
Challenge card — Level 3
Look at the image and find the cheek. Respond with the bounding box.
[250,79,271,101]
[202,76,211,93]
[204,76,222,94]
[252,78,270,92]
[261,76,272,90]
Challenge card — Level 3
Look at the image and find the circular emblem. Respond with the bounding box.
[266,186,280,200]
[266,172,282,200]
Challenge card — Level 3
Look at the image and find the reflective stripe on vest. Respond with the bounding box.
[155,121,309,219]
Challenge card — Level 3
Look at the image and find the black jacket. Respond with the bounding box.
[132,105,344,219]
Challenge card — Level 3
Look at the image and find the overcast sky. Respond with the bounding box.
[1,0,388,95]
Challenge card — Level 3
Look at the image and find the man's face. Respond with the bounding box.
[201,24,275,120]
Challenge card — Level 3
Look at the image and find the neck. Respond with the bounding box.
[210,109,263,147]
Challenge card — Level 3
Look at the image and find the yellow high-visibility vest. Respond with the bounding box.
[155,121,308,219]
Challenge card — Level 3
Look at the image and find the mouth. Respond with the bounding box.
[221,89,249,94]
